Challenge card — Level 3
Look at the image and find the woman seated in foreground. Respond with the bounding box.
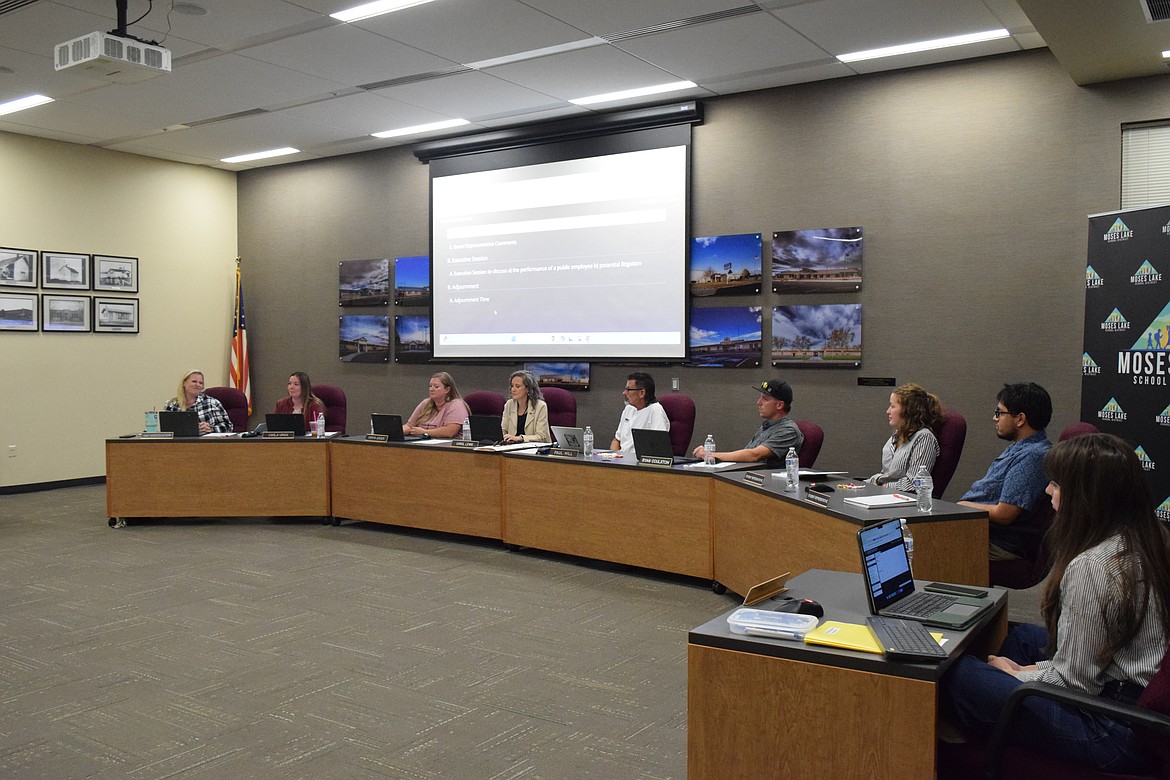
[163,369,233,434]
[867,383,942,492]
[404,371,469,439]
[942,433,1170,773]
[501,370,550,443]
[275,371,325,429]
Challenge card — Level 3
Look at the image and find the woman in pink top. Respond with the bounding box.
[404,371,469,439]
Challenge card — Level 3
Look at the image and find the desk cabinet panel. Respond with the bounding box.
[688,644,936,779]
[330,442,502,539]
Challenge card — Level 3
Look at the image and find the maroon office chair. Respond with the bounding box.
[938,644,1170,780]
[204,386,248,432]
[463,390,506,418]
[794,420,824,468]
[931,408,967,499]
[1060,421,1099,441]
[541,386,577,428]
[658,393,696,456]
[313,384,347,434]
[990,422,1099,589]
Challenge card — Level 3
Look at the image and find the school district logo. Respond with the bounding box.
[1158,497,1170,522]
[1131,261,1162,286]
[1104,218,1133,242]
[1082,353,1101,376]
[1101,308,1129,331]
[1158,403,1170,426]
[1163,219,1170,236]
[1098,397,1127,422]
[1086,265,1104,288]
[1135,445,1156,471]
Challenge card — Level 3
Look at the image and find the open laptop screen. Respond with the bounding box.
[858,519,916,612]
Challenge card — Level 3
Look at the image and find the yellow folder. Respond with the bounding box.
[803,621,884,654]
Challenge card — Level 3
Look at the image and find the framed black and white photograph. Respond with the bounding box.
[0,292,38,331]
[41,251,91,290]
[93,296,139,333]
[93,255,139,292]
[42,294,91,332]
[0,247,38,288]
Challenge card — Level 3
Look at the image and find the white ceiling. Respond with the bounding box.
[0,0,1165,171]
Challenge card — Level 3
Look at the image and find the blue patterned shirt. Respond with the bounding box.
[960,430,1051,514]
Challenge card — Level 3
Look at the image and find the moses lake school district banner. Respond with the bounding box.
[1082,205,1170,519]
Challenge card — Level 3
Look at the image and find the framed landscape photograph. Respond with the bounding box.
[42,294,91,332]
[394,314,432,363]
[772,303,862,368]
[0,292,38,331]
[394,255,431,306]
[339,315,390,362]
[94,296,139,333]
[93,255,139,292]
[339,258,389,306]
[686,306,763,367]
[0,247,38,288]
[41,251,91,290]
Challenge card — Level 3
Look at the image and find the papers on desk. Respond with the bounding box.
[684,461,740,470]
[203,432,236,438]
[804,620,944,654]
[473,442,543,452]
[843,493,917,509]
[410,437,454,445]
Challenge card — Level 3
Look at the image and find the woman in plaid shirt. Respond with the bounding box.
[163,369,233,434]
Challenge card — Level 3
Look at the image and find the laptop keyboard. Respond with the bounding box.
[867,616,948,660]
[892,591,957,618]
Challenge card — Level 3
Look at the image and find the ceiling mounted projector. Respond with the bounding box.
[54,31,171,83]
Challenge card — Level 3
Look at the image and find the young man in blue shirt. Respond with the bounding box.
[958,382,1053,559]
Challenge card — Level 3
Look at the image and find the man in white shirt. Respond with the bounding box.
[611,372,670,455]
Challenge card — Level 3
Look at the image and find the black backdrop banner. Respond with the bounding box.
[1082,205,1170,521]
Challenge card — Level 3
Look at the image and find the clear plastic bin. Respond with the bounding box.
[727,608,820,640]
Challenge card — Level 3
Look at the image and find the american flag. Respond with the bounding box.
[230,261,252,413]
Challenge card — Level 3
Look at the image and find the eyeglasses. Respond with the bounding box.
[992,408,1016,419]
[623,386,643,393]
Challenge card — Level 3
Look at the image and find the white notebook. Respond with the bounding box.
[843,493,917,508]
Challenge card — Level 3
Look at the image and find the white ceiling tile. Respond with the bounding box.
[484,45,685,101]
[372,70,563,120]
[517,0,746,36]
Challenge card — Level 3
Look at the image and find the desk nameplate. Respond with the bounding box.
[365,434,389,442]
[548,447,581,459]
[742,471,765,486]
[638,455,673,468]
[451,439,478,449]
[262,431,294,439]
[138,432,173,440]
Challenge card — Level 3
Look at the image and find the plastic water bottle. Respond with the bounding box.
[314,411,326,437]
[900,518,915,569]
[462,417,472,442]
[583,426,594,457]
[913,465,933,513]
[785,447,799,492]
[703,434,716,466]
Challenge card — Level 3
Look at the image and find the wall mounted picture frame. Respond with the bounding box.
[526,362,590,390]
[339,258,389,306]
[94,296,139,333]
[686,306,763,367]
[42,294,91,332]
[690,233,762,297]
[41,251,91,290]
[394,314,432,363]
[0,292,38,331]
[772,303,862,367]
[339,315,390,362]
[0,247,38,288]
[394,255,430,306]
[771,227,863,294]
[93,255,139,293]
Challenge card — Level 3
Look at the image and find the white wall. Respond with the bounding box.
[0,132,237,488]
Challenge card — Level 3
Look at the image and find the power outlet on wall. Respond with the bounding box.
[671,377,679,391]
[7,445,15,458]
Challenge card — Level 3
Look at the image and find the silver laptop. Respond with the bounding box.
[551,425,585,450]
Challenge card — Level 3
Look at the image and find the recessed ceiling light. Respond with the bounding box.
[0,94,53,117]
[173,3,207,15]
[331,0,437,23]
[371,118,469,139]
[838,29,1010,63]
[569,81,696,106]
[220,147,300,164]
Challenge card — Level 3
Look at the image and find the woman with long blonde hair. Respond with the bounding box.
[404,371,469,439]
